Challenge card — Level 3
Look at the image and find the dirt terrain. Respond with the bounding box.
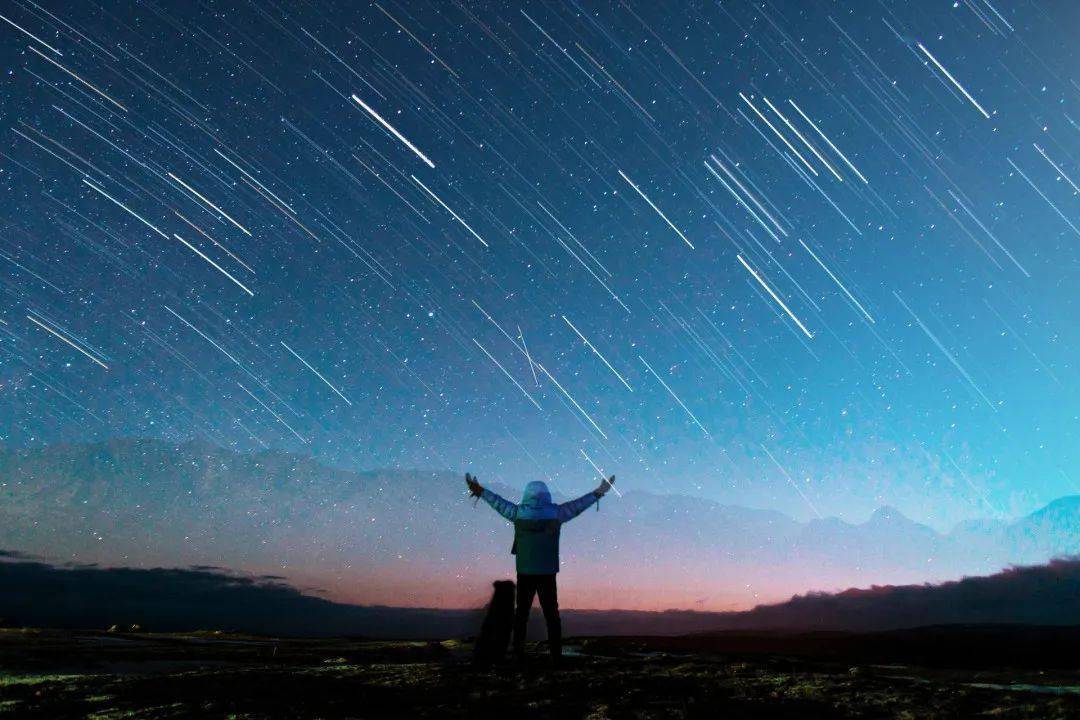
[1,628,1077,719]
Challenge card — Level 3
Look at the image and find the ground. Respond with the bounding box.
[0,628,1078,719]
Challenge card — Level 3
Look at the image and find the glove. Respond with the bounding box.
[594,475,615,498]
[465,473,483,498]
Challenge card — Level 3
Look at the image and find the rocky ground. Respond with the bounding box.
[0,628,1078,719]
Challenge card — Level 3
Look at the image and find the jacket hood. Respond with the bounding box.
[521,481,552,507]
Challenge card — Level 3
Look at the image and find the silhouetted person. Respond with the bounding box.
[466,472,614,662]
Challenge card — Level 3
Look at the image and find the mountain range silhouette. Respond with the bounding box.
[0,438,1075,610]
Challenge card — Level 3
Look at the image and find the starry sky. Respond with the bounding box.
[1,0,1079,531]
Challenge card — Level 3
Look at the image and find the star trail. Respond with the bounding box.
[1,0,1078,529]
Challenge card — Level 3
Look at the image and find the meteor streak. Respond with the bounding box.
[411,175,488,247]
[760,444,823,519]
[706,155,786,239]
[0,12,62,55]
[518,325,539,387]
[238,382,308,444]
[796,239,875,324]
[1007,158,1080,238]
[27,314,108,369]
[472,338,542,410]
[638,355,710,438]
[280,341,352,406]
[82,179,168,239]
[787,99,869,184]
[739,92,818,176]
[579,449,623,497]
[737,254,815,340]
[536,361,607,439]
[351,94,435,168]
[617,169,694,249]
[1033,143,1080,196]
[562,315,632,391]
[762,97,843,182]
[27,45,126,112]
[167,172,252,237]
[374,3,459,79]
[213,149,296,213]
[894,292,997,412]
[172,234,254,296]
[163,305,247,373]
[916,42,991,119]
[173,210,254,274]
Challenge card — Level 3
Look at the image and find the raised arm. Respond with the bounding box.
[558,475,615,522]
[466,473,518,522]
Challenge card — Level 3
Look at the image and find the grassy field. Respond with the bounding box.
[1,628,1077,718]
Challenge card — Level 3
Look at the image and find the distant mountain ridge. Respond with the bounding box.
[701,556,1080,632]
[0,438,1076,610]
[1,550,1076,638]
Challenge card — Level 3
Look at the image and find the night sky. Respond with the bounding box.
[2,0,1079,531]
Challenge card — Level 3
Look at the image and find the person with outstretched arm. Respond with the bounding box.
[466,472,614,663]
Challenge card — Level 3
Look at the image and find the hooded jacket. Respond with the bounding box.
[480,481,598,575]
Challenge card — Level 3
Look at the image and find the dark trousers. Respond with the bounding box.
[514,573,561,658]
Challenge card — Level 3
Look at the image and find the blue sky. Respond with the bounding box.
[1,0,1079,532]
